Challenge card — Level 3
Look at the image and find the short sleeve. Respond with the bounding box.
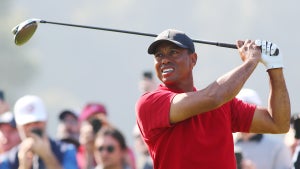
[231,98,256,132]
[136,90,177,140]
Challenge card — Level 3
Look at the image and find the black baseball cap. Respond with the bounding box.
[147,29,195,54]
[59,110,78,121]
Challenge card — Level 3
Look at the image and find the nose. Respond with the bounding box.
[160,55,171,64]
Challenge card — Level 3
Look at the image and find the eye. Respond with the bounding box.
[170,50,178,54]
[154,52,163,58]
[169,49,180,56]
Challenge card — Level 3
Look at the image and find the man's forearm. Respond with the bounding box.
[41,152,63,169]
[268,68,290,133]
[214,59,259,105]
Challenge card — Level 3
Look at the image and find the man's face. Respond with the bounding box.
[60,114,79,137]
[79,121,95,145]
[79,113,108,145]
[0,123,21,152]
[18,121,46,139]
[153,41,197,87]
[94,135,124,168]
[0,100,9,114]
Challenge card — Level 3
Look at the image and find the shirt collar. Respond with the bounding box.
[158,84,197,93]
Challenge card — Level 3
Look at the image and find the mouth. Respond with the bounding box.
[162,67,174,75]
[161,67,175,77]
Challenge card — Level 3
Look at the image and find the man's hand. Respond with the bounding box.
[237,40,261,63]
[18,138,34,169]
[29,132,52,159]
[19,133,63,169]
[255,40,283,70]
[79,121,95,152]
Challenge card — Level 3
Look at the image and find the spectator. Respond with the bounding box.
[0,90,21,165]
[0,112,21,154]
[134,72,155,169]
[286,113,300,154]
[234,146,256,169]
[235,88,292,169]
[289,113,300,169]
[138,71,157,94]
[0,90,9,116]
[284,121,299,156]
[77,103,136,169]
[94,127,132,169]
[0,90,21,154]
[56,109,80,148]
[77,103,110,169]
[132,124,152,169]
[3,95,78,169]
[0,112,21,169]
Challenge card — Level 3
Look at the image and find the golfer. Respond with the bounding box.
[135,29,290,169]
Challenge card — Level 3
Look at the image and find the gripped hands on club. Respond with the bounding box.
[237,39,283,71]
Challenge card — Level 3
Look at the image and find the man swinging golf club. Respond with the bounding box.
[135,29,290,169]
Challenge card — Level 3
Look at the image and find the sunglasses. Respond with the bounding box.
[98,145,115,153]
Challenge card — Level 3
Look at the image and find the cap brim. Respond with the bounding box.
[147,39,189,54]
[16,116,46,125]
[0,112,15,127]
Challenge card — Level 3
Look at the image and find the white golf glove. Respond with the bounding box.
[255,40,283,70]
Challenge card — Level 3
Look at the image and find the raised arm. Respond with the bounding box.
[250,68,290,133]
[250,40,290,133]
[170,40,261,124]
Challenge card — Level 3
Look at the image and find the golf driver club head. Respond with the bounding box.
[12,18,41,46]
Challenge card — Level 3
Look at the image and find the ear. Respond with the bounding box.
[191,52,197,67]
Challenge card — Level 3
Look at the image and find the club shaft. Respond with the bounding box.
[192,40,237,49]
[41,20,157,37]
[40,20,237,49]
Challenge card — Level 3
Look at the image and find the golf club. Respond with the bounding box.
[12,18,238,48]
[11,18,278,55]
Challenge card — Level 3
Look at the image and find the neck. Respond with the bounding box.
[164,80,195,92]
[162,72,195,92]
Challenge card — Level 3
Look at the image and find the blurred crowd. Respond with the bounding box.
[0,72,299,169]
[0,71,155,169]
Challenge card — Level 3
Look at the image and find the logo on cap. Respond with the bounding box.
[23,104,35,114]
